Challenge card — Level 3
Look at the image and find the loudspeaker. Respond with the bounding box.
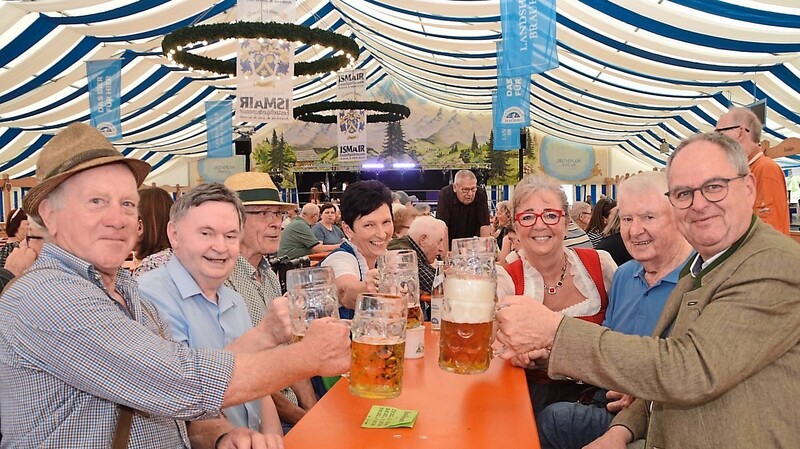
[234,138,252,156]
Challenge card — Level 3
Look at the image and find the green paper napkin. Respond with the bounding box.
[361,405,419,428]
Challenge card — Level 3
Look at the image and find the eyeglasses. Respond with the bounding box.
[515,209,565,227]
[25,235,44,244]
[714,124,750,133]
[245,210,286,221]
[458,187,478,194]
[665,175,747,209]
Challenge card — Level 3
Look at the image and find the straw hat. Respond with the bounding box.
[224,171,296,210]
[23,122,151,218]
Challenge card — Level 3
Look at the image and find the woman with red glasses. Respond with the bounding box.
[497,173,617,416]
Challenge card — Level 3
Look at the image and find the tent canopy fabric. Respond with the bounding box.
[1,0,799,179]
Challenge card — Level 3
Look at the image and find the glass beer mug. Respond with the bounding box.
[439,237,497,374]
[378,250,423,329]
[349,293,407,399]
[285,267,339,343]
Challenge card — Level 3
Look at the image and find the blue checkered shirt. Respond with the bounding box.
[0,244,234,448]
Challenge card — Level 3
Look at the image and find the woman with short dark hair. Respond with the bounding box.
[320,180,393,318]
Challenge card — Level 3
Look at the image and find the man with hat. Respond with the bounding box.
[0,122,351,447]
[224,172,318,433]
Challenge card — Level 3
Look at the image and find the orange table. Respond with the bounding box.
[285,324,541,449]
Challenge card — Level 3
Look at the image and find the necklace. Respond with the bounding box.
[544,256,568,295]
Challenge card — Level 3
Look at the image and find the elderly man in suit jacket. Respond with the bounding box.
[496,132,800,449]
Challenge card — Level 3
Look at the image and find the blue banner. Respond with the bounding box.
[86,59,122,141]
[496,43,531,128]
[499,0,559,76]
[205,100,233,158]
[492,92,521,151]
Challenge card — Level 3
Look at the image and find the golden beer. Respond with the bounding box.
[349,337,406,399]
[407,305,424,329]
[291,334,304,343]
[438,320,493,374]
[438,277,496,374]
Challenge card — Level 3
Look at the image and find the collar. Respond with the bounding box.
[165,256,234,311]
[38,243,133,292]
[679,215,757,287]
[634,253,694,286]
[748,151,764,166]
[404,235,428,263]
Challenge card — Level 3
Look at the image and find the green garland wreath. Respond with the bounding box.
[162,22,360,76]
[293,101,411,123]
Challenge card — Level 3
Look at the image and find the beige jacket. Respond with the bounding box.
[548,218,800,449]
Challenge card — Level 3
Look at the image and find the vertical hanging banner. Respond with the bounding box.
[337,109,367,162]
[336,69,366,101]
[496,43,531,128]
[205,100,233,158]
[499,0,559,76]
[236,0,295,123]
[86,59,122,141]
[337,69,367,162]
[492,92,521,151]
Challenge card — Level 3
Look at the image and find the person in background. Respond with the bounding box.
[320,180,392,319]
[716,107,790,235]
[497,173,616,416]
[492,201,513,250]
[3,220,47,278]
[224,172,318,434]
[0,208,28,268]
[0,122,351,448]
[133,186,174,276]
[414,203,431,216]
[496,132,800,449]
[585,197,616,247]
[391,203,418,238]
[537,171,693,449]
[595,207,633,265]
[138,183,283,447]
[388,215,447,294]
[278,203,340,259]
[569,201,592,231]
[395,191,418,207]
[497,228,520,268]
[282,205,299,230]
[312,202,346,245]
[436,169,491,248]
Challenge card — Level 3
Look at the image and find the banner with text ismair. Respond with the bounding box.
[337,109,367,162]
[236,0,295,123]
[86,59,122,140]
[336,69,366,101]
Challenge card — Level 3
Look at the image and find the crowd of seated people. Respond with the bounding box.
[3,122,798,449]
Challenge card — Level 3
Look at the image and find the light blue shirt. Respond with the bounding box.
[139,257,261,431]
[603,255,692,336]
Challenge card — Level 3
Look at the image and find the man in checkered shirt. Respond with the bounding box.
[0,123,350,448]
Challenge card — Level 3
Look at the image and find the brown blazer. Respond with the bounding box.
[548,218,800,448]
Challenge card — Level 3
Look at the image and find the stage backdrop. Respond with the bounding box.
[253,78,618,187]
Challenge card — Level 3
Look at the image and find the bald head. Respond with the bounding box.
[301,203,320,225]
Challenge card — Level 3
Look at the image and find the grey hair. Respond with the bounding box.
[408,215,446,240]
[618,171,669,199]
[413,203,431,214]
[569,201,591,223]
[511,173,570,217]
[454,169,477,185]
[725,107,762,143]
[496,200,512,223]
[667,132,749,178]
[170,183,246,231]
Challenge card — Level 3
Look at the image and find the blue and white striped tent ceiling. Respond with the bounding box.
[2,0,799,180]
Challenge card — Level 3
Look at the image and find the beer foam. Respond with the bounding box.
[443,278,495,323]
